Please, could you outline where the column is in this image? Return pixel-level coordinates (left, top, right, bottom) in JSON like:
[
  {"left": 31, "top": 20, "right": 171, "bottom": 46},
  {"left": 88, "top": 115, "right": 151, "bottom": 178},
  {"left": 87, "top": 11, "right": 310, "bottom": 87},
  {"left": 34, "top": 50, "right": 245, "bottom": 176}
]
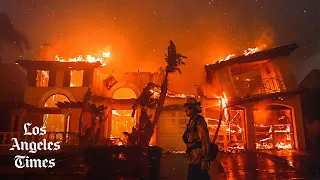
[
  {"left": 10, "top": 114, "right": 16, "bottom": 132},
  {"left": 63, "top": 114, "right": 69, "bottom": 144},
  {"left": 292, "top": 99, "right": 306, "bottom": 150},
  {"left": 16, "top": 114, "right": 24, "bottom": 141},
  {"left": 9, "top": 113, "right": 16, "bottom": 141},
  {"left": 17, "top": 114, "right": 24, "bottom": 132},
  {"left": 245, "top": 106, "right": 256, "bottom": 152}
]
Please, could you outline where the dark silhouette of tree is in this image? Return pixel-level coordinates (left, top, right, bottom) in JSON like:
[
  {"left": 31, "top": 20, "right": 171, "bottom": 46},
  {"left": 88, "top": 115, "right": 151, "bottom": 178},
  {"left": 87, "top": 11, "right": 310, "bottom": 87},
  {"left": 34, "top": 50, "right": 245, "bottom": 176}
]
[
  {"left": 0, "top": 13, "right": 31, "bottom": 53},
  {"left": 129, "top": 40, "right": 187, "bottom": 146},
  {"left": 56, "top": 88, "right": 107, "bottom": 146}
]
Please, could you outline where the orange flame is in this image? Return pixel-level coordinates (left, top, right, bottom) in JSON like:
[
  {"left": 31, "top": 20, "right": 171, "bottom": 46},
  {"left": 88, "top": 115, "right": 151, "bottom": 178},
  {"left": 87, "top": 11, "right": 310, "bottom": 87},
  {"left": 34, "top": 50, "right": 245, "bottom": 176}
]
[
  {"left": 216, "top": 47, "right": 259, "bottom": 63},
  {"left": 217, "top": 54, "right": 235, "bottom": 63},
  {"left": 55, "top": 51, "right": 110, "bottom": 66},
  {"left": 243, "top": 47, "right": 259, "bottom": 56}
]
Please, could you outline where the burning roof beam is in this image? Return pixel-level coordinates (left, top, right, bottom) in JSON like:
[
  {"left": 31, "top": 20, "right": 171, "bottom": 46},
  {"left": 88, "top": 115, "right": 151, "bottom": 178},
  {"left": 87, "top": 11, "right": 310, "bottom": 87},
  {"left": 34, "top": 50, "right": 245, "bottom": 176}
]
[{"left": 205, "top": 43, "right": 298, "bottom": 73}]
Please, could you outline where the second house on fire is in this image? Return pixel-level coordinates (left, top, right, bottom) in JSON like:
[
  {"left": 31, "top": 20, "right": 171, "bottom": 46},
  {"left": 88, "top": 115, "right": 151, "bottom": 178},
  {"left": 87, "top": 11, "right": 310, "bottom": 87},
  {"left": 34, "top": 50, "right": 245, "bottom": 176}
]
[{"left": 203, "top": 43, "right": 305, "bottom": 151}]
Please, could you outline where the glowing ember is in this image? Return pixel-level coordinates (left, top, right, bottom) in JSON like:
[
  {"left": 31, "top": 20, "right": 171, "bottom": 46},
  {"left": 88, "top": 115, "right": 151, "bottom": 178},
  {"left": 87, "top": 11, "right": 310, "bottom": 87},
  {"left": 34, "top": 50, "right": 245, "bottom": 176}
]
[
  {"left": 256, "top": 142, "right": 273, "bottom": 150},
  {"left": 275, "top": 142, "right": 292, "bottom": 149},
  {"left": 55, "top": 51, "right": 110, "bottom": 66}
]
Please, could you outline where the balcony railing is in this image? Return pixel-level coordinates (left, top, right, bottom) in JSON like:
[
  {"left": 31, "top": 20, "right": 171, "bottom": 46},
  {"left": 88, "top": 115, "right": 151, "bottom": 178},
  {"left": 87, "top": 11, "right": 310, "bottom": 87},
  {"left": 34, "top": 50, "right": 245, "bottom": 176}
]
[
  {"left": 0, "top": 132, "right": 79, "bottom": 146},
  {"left": 232, "top": 75, "right": 297, "bottom": 98}
]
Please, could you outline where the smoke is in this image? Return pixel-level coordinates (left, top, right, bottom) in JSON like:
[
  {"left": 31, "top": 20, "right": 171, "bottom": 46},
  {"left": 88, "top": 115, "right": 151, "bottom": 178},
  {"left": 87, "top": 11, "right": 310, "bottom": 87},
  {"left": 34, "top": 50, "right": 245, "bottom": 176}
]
[
  {"left": 0, "top": 13, "right": 31, "bottom": 53},
  {"left": 0, "top": 1, "right": 278, "bottom": 94}
]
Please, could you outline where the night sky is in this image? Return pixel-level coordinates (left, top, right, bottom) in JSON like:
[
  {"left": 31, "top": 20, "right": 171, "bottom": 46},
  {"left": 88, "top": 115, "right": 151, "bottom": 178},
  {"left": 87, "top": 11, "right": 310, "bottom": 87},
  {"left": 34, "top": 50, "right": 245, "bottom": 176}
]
[{"left": 1, "top": 0, "right": 319, "bottom": 94}]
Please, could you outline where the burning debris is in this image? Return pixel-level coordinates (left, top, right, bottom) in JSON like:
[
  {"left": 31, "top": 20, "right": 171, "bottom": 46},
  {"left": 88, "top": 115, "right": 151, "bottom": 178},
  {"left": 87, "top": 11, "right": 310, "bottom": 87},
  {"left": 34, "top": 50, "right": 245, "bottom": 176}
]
[{"left": 103, "top": 75, "right": 118, "bottom": 90}]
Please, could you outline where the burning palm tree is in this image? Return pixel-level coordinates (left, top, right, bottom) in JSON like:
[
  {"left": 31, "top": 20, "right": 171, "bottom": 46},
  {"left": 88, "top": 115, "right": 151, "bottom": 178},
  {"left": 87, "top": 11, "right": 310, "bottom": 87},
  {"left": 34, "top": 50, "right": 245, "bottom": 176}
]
[{"left": 130, "top": 40, "right": 187, "bottom": 146}]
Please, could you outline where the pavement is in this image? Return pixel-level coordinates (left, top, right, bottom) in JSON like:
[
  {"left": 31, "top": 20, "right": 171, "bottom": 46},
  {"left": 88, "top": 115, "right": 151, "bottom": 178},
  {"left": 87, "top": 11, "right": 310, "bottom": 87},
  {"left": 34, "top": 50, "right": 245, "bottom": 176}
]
[
  {"left": 160, "top": 150, "right": 320, "bottom": 180},
  {"left": 0, "top": 150, "right": 319, "bottom": 180}
]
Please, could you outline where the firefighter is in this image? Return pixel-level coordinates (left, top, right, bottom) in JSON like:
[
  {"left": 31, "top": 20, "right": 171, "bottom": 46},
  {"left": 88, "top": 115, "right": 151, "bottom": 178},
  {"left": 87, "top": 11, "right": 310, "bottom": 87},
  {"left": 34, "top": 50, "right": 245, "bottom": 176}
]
[{"left": 182, "top": 98, "right": 211, "bottom": 180}]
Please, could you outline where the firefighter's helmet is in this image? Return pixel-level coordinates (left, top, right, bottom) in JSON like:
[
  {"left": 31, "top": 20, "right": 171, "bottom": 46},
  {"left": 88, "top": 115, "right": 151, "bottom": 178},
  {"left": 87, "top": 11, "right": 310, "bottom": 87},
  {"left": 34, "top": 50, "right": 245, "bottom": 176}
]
[{"left": 183, "top": 98, "right": 202, "bottom": 113}]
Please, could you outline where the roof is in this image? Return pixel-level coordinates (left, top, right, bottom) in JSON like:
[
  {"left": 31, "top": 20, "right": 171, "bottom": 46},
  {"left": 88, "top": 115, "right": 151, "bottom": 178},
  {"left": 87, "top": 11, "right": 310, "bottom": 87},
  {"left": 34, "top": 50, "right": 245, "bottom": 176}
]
[
  {"left": 205, "top": 43, "right": 298, "bottom": 72},
  {"left": 299, "top": 69, "right": 320, "bottom": 89},
  {"left": 16, "top": 60, "right": 102, "bottom": 70}
]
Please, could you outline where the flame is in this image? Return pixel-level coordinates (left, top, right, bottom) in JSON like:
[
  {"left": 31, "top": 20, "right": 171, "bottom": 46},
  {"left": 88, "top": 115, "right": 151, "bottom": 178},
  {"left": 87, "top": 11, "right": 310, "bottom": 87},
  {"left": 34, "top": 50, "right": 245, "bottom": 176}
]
[
  {"left": 216, "top": 47, "right": 259, "bottom": 63},
  {"left": 217, "top": 54, "right": 235, "bottom": 63},
  {"left": 208, "top": 92, "right": 294, "bottom": 152},
  {"left": 53, "top": 51, "right": 110, "bottom": 88},
  {"left": 55, "top": 51, "right": 110, "bottom": 66},
  {"left": 36, "top": 70, "right": 49, "bottom": 87},
  {"left": 243, "top": 47, "right": 259, "bottom": 56}
]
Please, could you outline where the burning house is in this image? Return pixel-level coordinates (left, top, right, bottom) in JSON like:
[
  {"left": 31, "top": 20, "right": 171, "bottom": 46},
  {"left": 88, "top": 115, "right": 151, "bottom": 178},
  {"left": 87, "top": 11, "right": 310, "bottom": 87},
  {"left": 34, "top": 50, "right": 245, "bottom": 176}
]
[
  {"left": 1, "top": 43, "right": 307, "bottom": 153},
  {"left": 203, "top": 43, "right": 306, "bottom": 151},
  {"left": 2, "top": 57, "right": 194, "bottom": 149}
]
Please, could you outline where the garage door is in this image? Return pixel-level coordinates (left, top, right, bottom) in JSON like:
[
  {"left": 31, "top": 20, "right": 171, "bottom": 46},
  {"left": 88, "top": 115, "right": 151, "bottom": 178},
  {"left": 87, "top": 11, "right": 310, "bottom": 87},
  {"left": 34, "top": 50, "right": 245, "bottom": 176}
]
[{"left": 157, "top": 110, "right": 187, "bottom": 151}]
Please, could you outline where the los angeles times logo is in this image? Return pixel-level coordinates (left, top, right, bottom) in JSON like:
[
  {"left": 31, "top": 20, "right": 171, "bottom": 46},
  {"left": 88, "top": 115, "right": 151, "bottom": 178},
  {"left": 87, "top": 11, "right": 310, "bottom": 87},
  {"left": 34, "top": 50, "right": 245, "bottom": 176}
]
[{"left": 9, "top": 123, "right": 61, "bottom": 169}]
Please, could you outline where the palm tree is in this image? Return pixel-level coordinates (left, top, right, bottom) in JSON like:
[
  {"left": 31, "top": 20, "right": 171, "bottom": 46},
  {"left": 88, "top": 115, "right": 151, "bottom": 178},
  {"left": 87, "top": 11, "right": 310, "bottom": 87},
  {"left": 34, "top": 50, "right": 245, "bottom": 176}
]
[
  {"left": 56, "top": 88, "right": 107, "bottom": 145},
  {"left": 151, "top": 40, "right": 187, "bottom": 129},
  {"left": 130, "top": 40, "right": 187, "bottom": 145},
  {"left": 88, "top": 103, "right": 107, "bottom": 144}
]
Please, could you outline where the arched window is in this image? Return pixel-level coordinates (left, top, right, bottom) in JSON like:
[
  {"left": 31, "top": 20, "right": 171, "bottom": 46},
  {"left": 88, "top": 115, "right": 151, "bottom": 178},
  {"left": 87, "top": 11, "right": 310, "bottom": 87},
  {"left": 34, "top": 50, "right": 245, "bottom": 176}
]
[
  {"left": 112, "top": 87, "right": 137, "bottom": 99},
  {"left": 44, "top": 94, "right": 70, "bottom": 107},
  {"left": 43, "top": 94, "right": 70, "bottom": 132}
]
